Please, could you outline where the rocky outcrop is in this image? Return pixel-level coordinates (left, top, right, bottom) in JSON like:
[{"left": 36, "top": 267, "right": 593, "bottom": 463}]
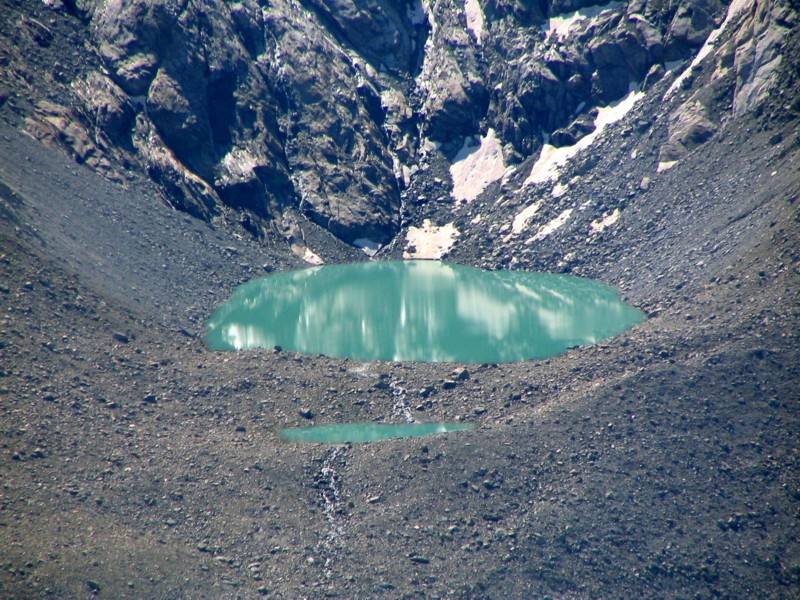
[
  {"left": 304, "top": 0, "right": 423, "bottom": 73},
  {"left": 728, "top": 0, "right": 796, "bottom": 115},
  {"left": 262, "top": 4, "right": 401, "bottom": 243},
  {"left": 658, "top": 0, "right": 795, "bottom": 168},
  {"left": 658, "top": 100, "right": 717, "bottom": 166},
  {"left": 4, "top": 0, "right": 795, "bottom": 250},
  {"left": 663, "top": 0, "right": 725, "bottom": 60},
  {"left": 25, "top": 100, "right": 112, "bottom": 173},
  {"left": 62, "top": 0, "right": 404, "bottom": 245}
]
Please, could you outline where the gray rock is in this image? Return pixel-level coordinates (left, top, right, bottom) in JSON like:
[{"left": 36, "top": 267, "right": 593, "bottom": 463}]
[
  {"left": 659, "top": 100, "right": 717, "bottom": 163},
  {"left": 665, "top": 0, "right": 724, "bottom": 61},
  {"left": 304, "top": 0, "right": 419, "bottom": 72},
  {"left": 146, "top": 69, "right": 214, "bottom": 180},
  {"left": 451, "top": 367, "right": 470, "bottom": 381},
  {"left": 642, "top": 63, "right": 666, "bottom": 90}
]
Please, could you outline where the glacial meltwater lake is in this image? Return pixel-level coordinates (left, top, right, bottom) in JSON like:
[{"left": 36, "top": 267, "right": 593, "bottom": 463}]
[
  {"left": 280, "top": 422, "right": 475, "bottom": 443},
  {"left": 205, "top": 260, "right": 645, "bottom": 363}
]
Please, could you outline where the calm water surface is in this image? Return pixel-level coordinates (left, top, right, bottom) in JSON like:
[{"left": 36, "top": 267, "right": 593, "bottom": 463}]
[
  {"left": 205, "top": 260, "right": 645, "bottom": 363},
  {"left": 280, "top": 422, "right": 475, "bottom": 443}
]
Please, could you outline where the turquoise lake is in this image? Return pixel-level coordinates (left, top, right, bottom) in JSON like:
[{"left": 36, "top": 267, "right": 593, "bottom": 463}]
[
  {"left": 205, "top": 260, "right": 645, "bottom": 363},
  {"left": 280, "top": 422, "right": 475, "bottom": 443}
]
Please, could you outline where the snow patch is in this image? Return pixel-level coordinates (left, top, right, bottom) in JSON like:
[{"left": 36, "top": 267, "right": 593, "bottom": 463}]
[
  {"left": 419, "top": 0, "right": 437, "bottom": 35},
  {"left": 450, "top": 128, "right": 506, "bottom": 202},
  {"left": 220, "top": 148, "right": 258, "bottom": 180},
  {"left": 552, "top": 182, "right": 569, "bottom": 197},
  {"left": 526, "top": 209, "right": 573, "bottom": 243},
  {"left": 354, "top": 238, "right": 381, "bottom": 257},
  {"left": 404, "top": 220, "right": 459, "bottom": 259},
  {"left": 408, "top": 0, "right": 426, "bottom": 25},
  {"left": 525, "top": 87, "right": 644, "bottom": 185},
  {"left": 590, "top": 208, "right": 621, "bottom": 234},
  {"left": 657, "top": 160, "right": 678, "bottom": 172},
  {"left": 666, "top": 0, "right": 755, "bottom": 97},
  {"left": 543, "top": 1, "right": 623, "bottom": 41},
  {"left": 389, "top": 151, "right": 418, "bottom": 188},
  {"left": 511, "top": 200, "right": 543, "bottom": 235},
  {"left": 292, "top": 244, "right": 324, "bottom": 265},
  {"left": 465, "top": 0, "right": 485, "bottom": 45},
  {"left": 628, "top": 13, "right": 653, "bottom": 25}
]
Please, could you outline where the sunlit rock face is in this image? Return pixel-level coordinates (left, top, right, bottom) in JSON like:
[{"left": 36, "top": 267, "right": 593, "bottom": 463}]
[
  {"left": 205, "top": 261, "right": 646, "bottom": 363},
  {"left": 15, "top": 0, "right": 793, "bottom": 254}
]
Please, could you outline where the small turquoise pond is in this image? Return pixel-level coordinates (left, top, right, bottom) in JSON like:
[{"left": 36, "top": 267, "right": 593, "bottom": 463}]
[
  {"left": 280, "top": 422, "right": 475, "bottom": 443},
  {"left": 205, "top": 260, "right": 645, "bottom": 363}
]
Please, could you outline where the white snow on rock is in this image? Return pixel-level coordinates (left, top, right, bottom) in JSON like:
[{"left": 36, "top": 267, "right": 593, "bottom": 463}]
[
  {"left": 408, "top": 0, "right": 426, "bottom": 25},
  {"left": 666, "top": 0, "right": 755, "bottom": 97},
  {"left": 354, "top": 238, "right": 381, "bottom": 256},
  {"left": 450, "top": 128, "right": 506, "bottom": 202},
  {"left": 524, "top": 87, "right": 644, "bottom": 186},
  {"left": 404, "top": 219, "right": 459, "bottom": 259},
  {"left": 303, "top": 248, "right": 324, "bottom": 265},
  {"left": 291, "top": 244, "right": 324, "bottom": 265},
  {"left": 219, "top": 147, "right": 258, "bottom": 182},
  {"left": 590, "top": 208, "right": 621, "bottom": 234},
  {"left": 543, "top": 1, "right": 623, "bottom": 41},
  {"left": 465, "top": 0, "right": 486, "bottom": 45},
  {"left": 419, "top": 0, "right": 437, "bottom": 34},
  {"left": 551, "top": 182, "right": 569, "bottom": 197},
  {"left": 657, "top": 160, "right": 678, "bottom": 172},
  {"left": 526, "top": 208, "right": 573, "bottom": 243},
  {"left": 511, "top": 200, "right": 543, "bottom": 235}
]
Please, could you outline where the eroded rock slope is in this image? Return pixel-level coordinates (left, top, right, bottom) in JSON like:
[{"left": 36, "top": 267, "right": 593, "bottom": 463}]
[{"left": 4, "top": 0, "right": 794, "bottom": 258}]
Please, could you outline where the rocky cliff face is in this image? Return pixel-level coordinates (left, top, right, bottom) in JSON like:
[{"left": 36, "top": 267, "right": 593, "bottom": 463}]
[{"left": 3, "top": 0, "right": 795, "bottom": 257}]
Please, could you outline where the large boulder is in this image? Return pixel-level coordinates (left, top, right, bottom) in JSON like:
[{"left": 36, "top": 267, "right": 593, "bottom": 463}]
[
  {"left": 659, "top": 100, "right": 717, "bottom": 164},
  {"left": 664, "top": 0, "right": 724, "bottom": 60}
]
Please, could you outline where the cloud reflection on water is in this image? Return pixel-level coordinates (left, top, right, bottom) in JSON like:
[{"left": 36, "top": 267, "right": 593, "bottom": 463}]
[{"left": 206, "top": 260, "right": 645, "bottom": 363}]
